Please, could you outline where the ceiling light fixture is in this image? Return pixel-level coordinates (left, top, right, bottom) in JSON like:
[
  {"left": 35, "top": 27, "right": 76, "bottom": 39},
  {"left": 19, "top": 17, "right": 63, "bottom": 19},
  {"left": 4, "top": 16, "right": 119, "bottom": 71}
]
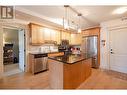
[
  {"left": 63, "top": 5, "right": 70, "bottom": 30},
  {"left": 77, "top": 13, "right": 82, "bottom": 33},
  {"left": 113, "top": 7, "right": 127, "bottom": 14},
  {"left": 63, "top": 5, "right": 83, "bottom": 33}
]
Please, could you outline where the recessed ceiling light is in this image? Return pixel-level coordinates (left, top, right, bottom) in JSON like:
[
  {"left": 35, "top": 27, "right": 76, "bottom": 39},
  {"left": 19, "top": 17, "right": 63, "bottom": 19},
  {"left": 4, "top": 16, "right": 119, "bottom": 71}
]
[{"left": 113, "top": 7, "right": 127, "bottom": 14}]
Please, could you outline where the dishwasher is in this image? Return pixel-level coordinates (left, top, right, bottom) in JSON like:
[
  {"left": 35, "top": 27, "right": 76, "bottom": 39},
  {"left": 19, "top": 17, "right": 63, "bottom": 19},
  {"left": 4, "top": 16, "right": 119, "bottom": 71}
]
[{"left": 33, "top": 53, "right": 48, "bottom": 74}]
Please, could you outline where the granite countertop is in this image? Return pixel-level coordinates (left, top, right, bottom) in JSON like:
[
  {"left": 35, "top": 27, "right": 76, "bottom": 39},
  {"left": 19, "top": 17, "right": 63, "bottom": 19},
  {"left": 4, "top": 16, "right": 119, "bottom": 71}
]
[{"left": 48, "top": 53, "right": 93, "bottom": 64}]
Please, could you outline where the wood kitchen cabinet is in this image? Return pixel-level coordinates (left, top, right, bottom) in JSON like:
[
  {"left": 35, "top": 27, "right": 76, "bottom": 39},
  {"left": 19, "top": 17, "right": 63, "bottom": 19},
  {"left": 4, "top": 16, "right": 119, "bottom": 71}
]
[
  {"left": 50, "top": 29, "right": 56, "bottom": 41},
  {"left": 82, "top": 27, "right": 100, "bottom": 36},
  {"left": 64, "top": 58, "right": 92, "bottom": 89},
  {"left": 66, "top": 32, "right": 71, "bottom": 43},
  {"left": 43, "top": 28, "right": 51, "bottom": 41},
  {"left": 61, "top": 31, "right": 71, "bottom": 43},
  {"left": 44, "top": 28, "right": 61, "bottom": 44},
  {"left": 29, "top": 23, "right": 61, "bottom": 45},
  {"left": 49, "top": 57, "right": 92, "bottom": 89},
  {"left": 81, "top": 58, "right": 92, "bottom": 82},
  {"left": 29, "top": 23, "right": 44, "bottom": 44},
  {"left": 70, "top": 33, "right": 82, "bottom": 45},
  {"left": 55, "top": 30, "right": 61, "bottom": 44},
  {"left": 50, "top": 30, "right": 61, "bottom": 44},
  {"left": 61, "top": 31, "right": 66, "bottom": 40}
]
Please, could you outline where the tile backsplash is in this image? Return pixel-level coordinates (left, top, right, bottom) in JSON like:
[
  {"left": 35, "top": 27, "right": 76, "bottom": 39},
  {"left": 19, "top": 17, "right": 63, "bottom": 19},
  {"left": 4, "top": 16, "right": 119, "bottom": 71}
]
[{"left": 29, "top": 44, "right": 58, "bottom": 53}]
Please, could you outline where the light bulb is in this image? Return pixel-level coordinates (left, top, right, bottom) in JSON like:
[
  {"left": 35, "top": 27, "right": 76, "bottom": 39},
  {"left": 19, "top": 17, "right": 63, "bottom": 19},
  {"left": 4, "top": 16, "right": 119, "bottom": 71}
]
[{"left": 78, "top": 28, "right": 81, "bottom": 33}]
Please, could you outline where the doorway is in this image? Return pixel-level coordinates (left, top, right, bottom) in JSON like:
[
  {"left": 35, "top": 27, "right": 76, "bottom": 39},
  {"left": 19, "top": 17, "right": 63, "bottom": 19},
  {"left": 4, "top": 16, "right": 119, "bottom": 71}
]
[
  {"left": 109, "top": 27, "right": 127, "bottom": 73},
  {"left": 3, "top": 28, "right": 25, "bottom": 76}
]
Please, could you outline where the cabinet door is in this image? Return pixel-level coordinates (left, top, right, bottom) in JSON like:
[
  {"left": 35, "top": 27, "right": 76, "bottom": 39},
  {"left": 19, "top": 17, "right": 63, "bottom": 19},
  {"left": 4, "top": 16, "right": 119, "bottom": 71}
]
[
  {"left": 67, "top": 33, "right": 71, "bottom": 43},
  {"left": 61, "top": 31, "right": 66, "bottom": 40},
  {"left": 44, "top": 28, "right": 51, "bottom": 41},
  {"left": 31, "top": 24, "right": 38, "bottom": 44},
  {"left": 65, "top": 32, "right": 68, "bottom": 40},
  {"left": 76, "top": 34, "right": 82, "bottom": 45},
  {"left": 70, "top": 34, "right": 82, "bottom": 45},
  {"left": 82, "top": 30, "right": 89, "bottom": 36},
  {"left": 64, "top": 61, "right": 82, "bottom": 89},
  {"left": 56, "top": 30, "right": 61, "bottom": 44},
  {"left": 38, "top": 27, "right": 44, "bottom": 44},
  {"left": 50, "top": 29, "right": 56, "bottom": 41},
  {"left": 70, "top": 34, "right": 74, "bottom": 45},
  {"left": 30, "top": 24, "right": 44, "bottom": 44},
  {"left": 81, "top": 58, "right": 92, "bottom": 82},
  {"left": 82, "top": 28, "right": 100, "bottom": 36},
  {"left": 61, "top": 32, "right": 71, "bottom": 43},
  {"left": 89, "top": 28, "right": 100, "bottom": 35}
]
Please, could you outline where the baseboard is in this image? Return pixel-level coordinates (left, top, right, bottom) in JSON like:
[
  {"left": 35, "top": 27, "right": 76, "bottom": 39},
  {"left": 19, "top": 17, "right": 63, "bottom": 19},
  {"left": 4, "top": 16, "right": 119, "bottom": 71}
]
[{"left": 110, "top": 65, "right": 127, "bottom": 73}]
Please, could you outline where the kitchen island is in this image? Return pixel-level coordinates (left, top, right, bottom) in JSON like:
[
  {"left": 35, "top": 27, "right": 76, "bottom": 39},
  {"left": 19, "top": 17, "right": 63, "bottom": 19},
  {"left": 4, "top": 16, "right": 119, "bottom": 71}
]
[{"left": 48, "top": 53, "right": 92, "bottom": 89}]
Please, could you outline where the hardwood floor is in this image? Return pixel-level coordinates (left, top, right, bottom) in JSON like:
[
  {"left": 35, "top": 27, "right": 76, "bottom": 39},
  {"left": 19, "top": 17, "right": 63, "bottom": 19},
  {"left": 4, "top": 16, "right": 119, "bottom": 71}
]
[
  {"left": 0, "top": 71, "right": 50, "bottom": 89},
  {"left": 0, "top": 69, "right": 127, "bottom": 89},
  {"left": 78, "top": 69, "right": 127, "bottom": 89}
]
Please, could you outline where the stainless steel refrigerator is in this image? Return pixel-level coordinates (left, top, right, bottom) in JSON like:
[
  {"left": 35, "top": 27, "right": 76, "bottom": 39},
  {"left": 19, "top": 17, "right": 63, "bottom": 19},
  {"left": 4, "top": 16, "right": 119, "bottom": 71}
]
[{"left": 81, "top": 36, "right": 99, "bottom": 68}]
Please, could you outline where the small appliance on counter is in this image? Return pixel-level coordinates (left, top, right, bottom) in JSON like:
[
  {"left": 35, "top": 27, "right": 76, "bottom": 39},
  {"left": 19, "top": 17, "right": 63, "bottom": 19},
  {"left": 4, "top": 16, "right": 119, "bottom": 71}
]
[
  {"left": 58, "top": 40, "right": 72, "bottom": 54},
  {"left": 71, "top": 47, "right": 81, "bottom": 55}
]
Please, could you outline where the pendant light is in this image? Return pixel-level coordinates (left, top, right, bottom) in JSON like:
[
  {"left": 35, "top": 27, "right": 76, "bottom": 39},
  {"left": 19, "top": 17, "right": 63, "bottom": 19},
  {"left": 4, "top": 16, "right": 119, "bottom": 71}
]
[
  {"left": 63, "top": 5, "right": 69, "bottom": 30},
  {"left": 77, "top": 13, "right": 82, "bottom": 33}
]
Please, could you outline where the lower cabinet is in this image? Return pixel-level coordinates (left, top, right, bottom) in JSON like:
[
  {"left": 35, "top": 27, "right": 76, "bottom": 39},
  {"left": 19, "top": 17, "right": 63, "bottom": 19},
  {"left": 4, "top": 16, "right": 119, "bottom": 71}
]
[
  {"left": 81, "top": 58, "right": 92, "bottom": 82},
  {"left": 64, "top": 61, "right": 82, "bottom": 89},
  {"left": 63, "top": 58, "right": 92, "bottom": 89}
]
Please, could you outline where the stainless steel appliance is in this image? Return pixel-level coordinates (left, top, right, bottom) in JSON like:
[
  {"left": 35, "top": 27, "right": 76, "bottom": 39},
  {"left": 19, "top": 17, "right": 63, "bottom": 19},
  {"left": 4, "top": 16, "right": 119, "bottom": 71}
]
[
  {"left": 33, "top": 53, "right": 48, "bottom": 74},
  {"left": 58, "top": 40, "right": 71, "bottom": 54},
  {"left": 81, "top": 36, "right": 98, "bottom": 68}
]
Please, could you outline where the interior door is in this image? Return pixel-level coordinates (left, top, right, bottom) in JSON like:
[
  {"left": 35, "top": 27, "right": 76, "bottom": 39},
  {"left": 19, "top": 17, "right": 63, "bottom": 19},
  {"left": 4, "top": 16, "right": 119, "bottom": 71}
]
[
  {"left": 18, "top": 29, "right": 25, "bottom": 72},
  {"left": 109, "top": 28, "right": 127, "bottom": 73}
]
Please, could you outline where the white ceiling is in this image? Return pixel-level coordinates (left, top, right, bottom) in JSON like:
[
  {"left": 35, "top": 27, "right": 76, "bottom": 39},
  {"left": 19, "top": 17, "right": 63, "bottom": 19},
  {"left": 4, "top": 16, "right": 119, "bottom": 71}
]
[{"left": 15, "top": 6, "right": 127, "bottom": 30}]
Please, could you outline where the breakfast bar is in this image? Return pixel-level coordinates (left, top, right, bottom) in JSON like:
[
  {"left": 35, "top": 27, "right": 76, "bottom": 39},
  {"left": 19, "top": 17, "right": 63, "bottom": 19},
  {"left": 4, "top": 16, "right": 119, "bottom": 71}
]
[{"left": 48, "top": 53, "right": 92, "bottom": 89}]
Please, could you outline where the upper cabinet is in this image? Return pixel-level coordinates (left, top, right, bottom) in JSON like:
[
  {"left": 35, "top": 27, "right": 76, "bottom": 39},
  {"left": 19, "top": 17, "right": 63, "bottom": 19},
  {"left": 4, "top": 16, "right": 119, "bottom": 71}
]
[
  {"left": 55, "top": 30, "right": 61, "bottom": 44},
  {"left": 29, "top": 23, "right": 61, "bottom": 45},
  {"left": 29, "top": 23, "right": 44, "bottom": 44},
  {"left": 43, "top": 28, "right": 51, "bottom": 41},
  {"left": 70, "top": 33, "right": 82, "bottom": 45},
  {"left": 29, "top": 23, "right": 84, "bottom": 45},
  {"left": 61, "top": 31, "right": 71, "bottom": 43},
  {"left": 82, "top": 27, "right": 100, "bottom": 36},
  {"left": 44, "top": 28, "right": 61, "bottom": 44}
]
